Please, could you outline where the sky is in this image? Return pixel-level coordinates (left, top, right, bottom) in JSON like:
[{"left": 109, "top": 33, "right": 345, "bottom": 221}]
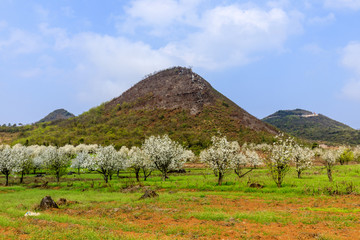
[{"left": 1, "top": 0, "right": 360, "bottom": 129}]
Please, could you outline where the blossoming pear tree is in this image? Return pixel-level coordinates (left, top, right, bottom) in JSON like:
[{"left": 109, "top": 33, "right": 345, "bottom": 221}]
[
  {"left": 143, "top": 135, "right": 193, "bottom": 181},
  {"left": 200, "top": 136, "right": 240, "bottom": 185}
]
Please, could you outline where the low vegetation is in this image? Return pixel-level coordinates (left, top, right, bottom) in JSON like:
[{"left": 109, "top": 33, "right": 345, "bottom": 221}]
[{"left": 2, "top": 134, "right": 360, "bottom": 238}]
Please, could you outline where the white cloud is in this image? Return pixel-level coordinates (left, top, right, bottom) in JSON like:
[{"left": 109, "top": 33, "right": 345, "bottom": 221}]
[
  {"left": 121, "top": 0, "right": 203, "bottom": 35},
  {"left": 18, "top": 68, "right": 42, "bottom": 78},
  {"left": 0, "top": 29, "right": 42, "bottom": 55},
  {"left": 342, "top": 80, "right": 360, "bottom": 101},
  {"left": 308, "top": 13, "right": 335, "bottom": 24},
  {"left": 65, "top": 33, "right": 176, "bottom": 104},
  {"left": 341, "top": 42, "right": 360, "bottom": 101},
  {"left": 342, "top": 42, "right": 360, "bottom": 75},
  {"left": 161, "top": 6, "right": 303, "bottom": 69},
  {"left": 324, "top": 0, "right": 360, "bottom": 10},
  {"left": 0, "top": 1, "right": 305, "bottom": 107},
  {"left": 126, "top": 0, "right": 203, "bottom": 25},
  {"left": 34, "top": 5, "right": 49, "bottom": 20}
]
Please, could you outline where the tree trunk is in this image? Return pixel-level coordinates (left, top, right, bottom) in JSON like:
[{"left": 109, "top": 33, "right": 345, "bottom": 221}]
[
  {"left": 218, "top": 172, "right": 223, "bottom": 185},
  {"left": 20, "top": 171, "right": 24, "bottom": 184},
  {"left": 143, "top": 169, "right": 151, "bottom": 181},
  {"left": 5, "top": 173, "right": 9, "bottom": 186},
  {"left": 327, "top": 168, "right": 333, "bottom": 182},
  {"left": 135, "top": 170, "right": 140, "bottom": 182},
  {"left": 56, "top": 172, "right": 60, "bottom": 183},
  {"left": 235, "top": 169, "right": 253, "bottom": 178},
  {"left": 104, "top": 175, "right": 108, "bottom": 183},
  {"left": 162, "top": 171, "right": 167, "bottom": 181},
  {"left": 77, "top": 167, "right": 81, "bottom": 175},
  {"left": 297, "top": 170, "right": 301, "bottom": 179}
]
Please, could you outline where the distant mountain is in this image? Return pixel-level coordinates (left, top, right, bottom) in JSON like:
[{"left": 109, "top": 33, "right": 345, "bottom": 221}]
[
  {"left": 263, "top": 109, "right": 360, "bottom": 144},
  {"left": 14, "top": 67, "right": 277, "bottom": 152},
  {"left": 37, "top": 109, "right": 75, "bottom": 123}
]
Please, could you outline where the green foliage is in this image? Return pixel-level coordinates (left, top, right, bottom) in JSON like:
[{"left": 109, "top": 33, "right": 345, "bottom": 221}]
[
  {"left": 263, "top": 109, "right": 360, "bottom": 145},
  {"left": 339, "top": 149, "right": 354, "bottom": 165},
  {"left": 12, "top": 99, "right": 275, "bottom": 153}
]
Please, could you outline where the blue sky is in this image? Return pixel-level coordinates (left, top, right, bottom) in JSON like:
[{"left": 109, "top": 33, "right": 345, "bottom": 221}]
[{"left": 1, "top": 0, "right": 360, "bottom": 129}]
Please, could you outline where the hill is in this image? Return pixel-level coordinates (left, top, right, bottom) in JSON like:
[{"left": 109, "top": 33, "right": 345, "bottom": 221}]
[
  {"left": 263, "top": 109, "right": 360, "bottom": 145},
  {"left": 37, "top": 109, "right": 75, "bottom": 123},
  {"left": 13, "top": 67, "right": 277, "bottom": 152}
]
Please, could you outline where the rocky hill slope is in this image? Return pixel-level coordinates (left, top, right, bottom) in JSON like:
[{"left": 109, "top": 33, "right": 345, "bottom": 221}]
[{"left": 14, "top": 67, "right": 277, "bottom": 152}]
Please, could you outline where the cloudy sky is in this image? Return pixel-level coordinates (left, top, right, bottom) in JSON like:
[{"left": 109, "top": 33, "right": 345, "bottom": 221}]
[{"left": 1, "top": 0, "right": 360, "bottom": 129}]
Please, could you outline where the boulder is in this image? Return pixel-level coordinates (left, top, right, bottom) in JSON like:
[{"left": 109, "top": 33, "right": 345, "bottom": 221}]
[
  {"left": 39, "top": 196, "right": 59, "bottom": 210},
  {"left": 139, "top": 190, "right": 159, "bottom": 200}
]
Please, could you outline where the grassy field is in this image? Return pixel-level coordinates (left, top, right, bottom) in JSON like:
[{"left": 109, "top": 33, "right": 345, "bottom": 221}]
[{"left": 1, "top": 164, "right": 360, "bottom": 239}]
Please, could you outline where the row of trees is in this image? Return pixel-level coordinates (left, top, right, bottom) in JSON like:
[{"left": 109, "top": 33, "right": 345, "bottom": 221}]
[
  {"left": 1, "top": 135, "right": 358, "bottom": 187},
  {"left": 0, "top": 136, "right": 193, "bottom": 185}
]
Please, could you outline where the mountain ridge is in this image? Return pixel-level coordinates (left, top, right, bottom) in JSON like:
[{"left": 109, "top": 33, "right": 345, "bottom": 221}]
[
  {"left": 12, "top": 66, "right": 278, "bottom": 152},
  {"left": 263, "top": 108, "right": 360, "bottom": 144},
  {"left": 37, "top": 109, "right": 75, "bottom": 123}
]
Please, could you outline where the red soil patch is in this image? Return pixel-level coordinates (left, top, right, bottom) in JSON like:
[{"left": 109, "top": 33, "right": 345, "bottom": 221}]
[{"left": 7, "top": 194, "right": 360, "bottom": 239}]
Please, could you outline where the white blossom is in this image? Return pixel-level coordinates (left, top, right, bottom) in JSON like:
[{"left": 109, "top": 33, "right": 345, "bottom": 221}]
[
  {"left": 200, "top": 136, "right": 240, "bottom": 185},
  {"left": 266, "top": 134, "right": 294, "bottom": 187},
  {"left": 11, "top": 144, "right": 32, "bottom": 183},
  {"left": 321, "top": 148, "right": 342, "bottom": 182},
  {"left": 0, "top": 145, "right": 15, "bottom": 186},
  {"left": 292, "top": 145, "right": 313, "bottom": 178},
  {"left": 127, "top": 146, "right": 153, "bottom": 181},
  {"left": 143, "top": 135, "right": 193, "bottom": 180},
  {"left": 82, "top": 145, "right": 122, "bottom": 183},
  {"left": 41, "top": 146, "right": 71, "bottom": 182}
]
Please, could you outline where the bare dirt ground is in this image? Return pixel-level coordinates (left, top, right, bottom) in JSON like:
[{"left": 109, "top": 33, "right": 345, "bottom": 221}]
[{"left": 3, "top": 193, "right": 358, "bottom": 239}]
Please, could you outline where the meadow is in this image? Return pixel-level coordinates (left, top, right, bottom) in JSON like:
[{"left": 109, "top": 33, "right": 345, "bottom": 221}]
[{"left": 1, "top": 163, "right": 360, "bottom": 239}]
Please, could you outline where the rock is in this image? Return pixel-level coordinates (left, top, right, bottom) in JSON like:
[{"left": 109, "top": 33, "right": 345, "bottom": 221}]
[
  {"left": 39, "top": 196, "right": 59, "bottom": 210},
  {"left": 249, "top": 183, "right": 264, "bottom": 189},
  {"left": 57, "top": 198, "right": 67, "bottom": 206},
  {"left": 139, "top": 190, "right": 159, "bottom": 200},
  {"left": 56, "top": 198, "right": 78, "bottom": 206},
  {"left": 167, "top": 169, "right": 187, "bottom": 174}
]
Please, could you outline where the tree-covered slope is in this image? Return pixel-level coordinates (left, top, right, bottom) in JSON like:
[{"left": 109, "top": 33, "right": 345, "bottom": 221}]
[
  {"left": 263, "top": 109, "right": 360, "bottom": 144},
  {"left": 37, "top": 109, "right": 75, "bottom": 123},
  {"left": 12, "top": 67, "right": 277, "bottom": 153}
]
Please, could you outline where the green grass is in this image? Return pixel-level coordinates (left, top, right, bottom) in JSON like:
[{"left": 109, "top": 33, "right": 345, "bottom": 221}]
[{"left": 1, "top": 164, "right": 360, "bottom": 239}]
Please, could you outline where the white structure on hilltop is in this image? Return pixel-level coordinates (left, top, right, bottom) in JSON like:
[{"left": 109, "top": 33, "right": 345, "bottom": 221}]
[{"left": 301, "top": 112, "right": 318, "bottom": 118}]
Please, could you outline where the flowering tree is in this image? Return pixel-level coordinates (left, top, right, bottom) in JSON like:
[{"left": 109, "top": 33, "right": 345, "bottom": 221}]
[
  {"left": 321, "top": 149, "right": 341, "bottom": 182},
  {"left": 0, "top": 145, "right": 16, "bottom": 186},
  {"left": 75, "top": 144, "right": 98, "bottom": 154},
  {"left": 126, "top": 146, "right": 153, "bottom": 182},
  {"left": 143, "top": 135, "right": 193, "bottom": 181},
  {"left": 41, "top": 146, "right": 72, "bottom": 183},
  {"left": 11, "top": 144, "right": 32, "bottom": 183},
  {"left": 116, "top": 146, "right": 129, "bottom": 178},
  {"left": 200, "top": 136, "right": 240, "bottom": 185},
  {"left": 82, "top": 145, "right": 122, "bottom": 183},
  {"left": 71, "top": 151, "right": 89, "bottom": 174},
  {"left": 29, "top": 145, "right": 47, "bottom": 174},
  {"left": 292, "top": 145, "right": 313, "bottom": 178},
  {"left": 231, "top": 149, "right": 262, "bottom": 179},
  {"left": 266, "top": 135, "right": 294, "bottom": 188},
  {"left": 354, "top": 146, "right": 360, "bottom": 162}
]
